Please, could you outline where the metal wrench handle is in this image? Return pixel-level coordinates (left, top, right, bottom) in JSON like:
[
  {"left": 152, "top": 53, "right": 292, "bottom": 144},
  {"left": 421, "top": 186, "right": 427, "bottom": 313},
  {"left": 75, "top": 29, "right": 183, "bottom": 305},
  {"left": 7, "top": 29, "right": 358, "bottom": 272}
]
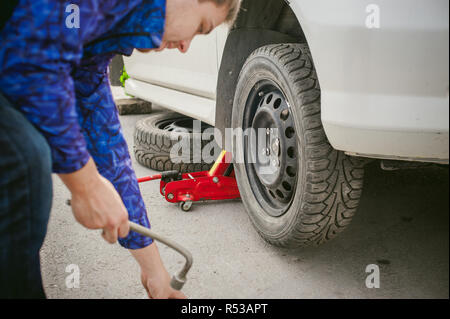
[
  {"left": 129, "top": 221, "right": 193, "bottom": 291},
  {"left": 66, "top": 199, "right": 192, "bottom": 290}
]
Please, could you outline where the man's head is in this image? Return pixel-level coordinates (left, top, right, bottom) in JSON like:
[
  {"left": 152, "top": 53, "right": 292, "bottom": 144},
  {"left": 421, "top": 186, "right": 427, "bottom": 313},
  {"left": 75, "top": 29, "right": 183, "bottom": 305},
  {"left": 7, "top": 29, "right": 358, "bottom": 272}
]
[{"left": 149, "top": 0, "right": 241, "bottom": 53}]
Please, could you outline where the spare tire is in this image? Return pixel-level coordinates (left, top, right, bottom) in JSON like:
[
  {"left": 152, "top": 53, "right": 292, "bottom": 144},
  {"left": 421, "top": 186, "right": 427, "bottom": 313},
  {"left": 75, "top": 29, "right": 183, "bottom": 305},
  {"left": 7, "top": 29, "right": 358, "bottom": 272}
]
[{"left": 134, "top": 112, "right": 220, "bottom": 173}]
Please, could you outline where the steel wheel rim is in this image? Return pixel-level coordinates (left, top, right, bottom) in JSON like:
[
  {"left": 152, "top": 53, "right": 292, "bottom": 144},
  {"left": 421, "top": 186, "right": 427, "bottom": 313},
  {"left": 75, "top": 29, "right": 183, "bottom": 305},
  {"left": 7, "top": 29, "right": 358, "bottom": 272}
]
[{"left": 241, "top": 80, "right": 299, "bottom": 217}]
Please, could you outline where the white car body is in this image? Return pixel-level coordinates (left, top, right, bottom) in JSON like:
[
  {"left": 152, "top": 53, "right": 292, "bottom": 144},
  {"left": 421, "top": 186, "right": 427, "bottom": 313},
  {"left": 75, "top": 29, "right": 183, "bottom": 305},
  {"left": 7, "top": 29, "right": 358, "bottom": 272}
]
[{"left": 125, "top": 0, "right": 449, "bottom": 164}]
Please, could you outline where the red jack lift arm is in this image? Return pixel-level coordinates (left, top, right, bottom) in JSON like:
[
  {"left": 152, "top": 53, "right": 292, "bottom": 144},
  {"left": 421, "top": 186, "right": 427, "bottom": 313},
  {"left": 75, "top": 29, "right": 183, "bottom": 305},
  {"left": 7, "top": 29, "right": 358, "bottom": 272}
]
[{"left": 138, "top": 151, "right": 241, "bottom": 212}]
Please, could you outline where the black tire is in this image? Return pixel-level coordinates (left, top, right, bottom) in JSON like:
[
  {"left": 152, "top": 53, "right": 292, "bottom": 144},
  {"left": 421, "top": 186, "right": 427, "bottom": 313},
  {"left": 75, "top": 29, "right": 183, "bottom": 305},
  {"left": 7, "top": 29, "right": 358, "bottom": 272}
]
[
  {"left": 232, "top": 43, "right": 367, "bottom": 248},
  {"left": 134, "top": 112, "right": 219, "bottom": 173}
]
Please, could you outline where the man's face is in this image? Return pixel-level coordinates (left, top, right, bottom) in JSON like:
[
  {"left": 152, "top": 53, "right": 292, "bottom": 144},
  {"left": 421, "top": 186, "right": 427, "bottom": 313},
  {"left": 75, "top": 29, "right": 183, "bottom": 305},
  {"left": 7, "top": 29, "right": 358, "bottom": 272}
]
[{"left": 140, "top": 0, "right": 229, "bottom": 53}]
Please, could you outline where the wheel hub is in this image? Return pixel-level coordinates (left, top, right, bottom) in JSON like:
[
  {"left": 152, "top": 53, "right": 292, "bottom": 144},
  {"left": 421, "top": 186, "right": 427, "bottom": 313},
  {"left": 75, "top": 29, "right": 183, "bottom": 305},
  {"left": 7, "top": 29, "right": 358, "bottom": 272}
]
[
  {"left": 247, "top": 88, "right": 298, "bottom": 208},
  {"left": 251, "top": 106, "right": 283, "bottom": 188}
]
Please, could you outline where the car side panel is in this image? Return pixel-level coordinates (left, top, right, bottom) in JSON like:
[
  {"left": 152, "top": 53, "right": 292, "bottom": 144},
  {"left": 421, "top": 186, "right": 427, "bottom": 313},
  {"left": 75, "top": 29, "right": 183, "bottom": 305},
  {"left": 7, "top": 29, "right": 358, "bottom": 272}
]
[
  {"left": 289, "top": 0, "right": 449, "bottom": 162},
  {"left": 124, "top": 29, "right": 220, "bottom": 100}
]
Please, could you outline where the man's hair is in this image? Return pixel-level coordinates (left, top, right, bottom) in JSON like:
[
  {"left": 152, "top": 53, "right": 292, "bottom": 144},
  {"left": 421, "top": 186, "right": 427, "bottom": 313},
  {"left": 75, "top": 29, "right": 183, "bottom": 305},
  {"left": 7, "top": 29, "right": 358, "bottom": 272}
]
[{"left": 202, "top": 0, "right": 242, "bottom": 25}]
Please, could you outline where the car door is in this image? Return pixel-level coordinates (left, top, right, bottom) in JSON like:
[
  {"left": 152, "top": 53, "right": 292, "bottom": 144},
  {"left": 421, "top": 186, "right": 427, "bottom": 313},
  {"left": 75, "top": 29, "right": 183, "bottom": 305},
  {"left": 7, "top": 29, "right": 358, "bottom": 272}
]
[{"left": 124, "top": 29, "right": 220, "bottom": 100}]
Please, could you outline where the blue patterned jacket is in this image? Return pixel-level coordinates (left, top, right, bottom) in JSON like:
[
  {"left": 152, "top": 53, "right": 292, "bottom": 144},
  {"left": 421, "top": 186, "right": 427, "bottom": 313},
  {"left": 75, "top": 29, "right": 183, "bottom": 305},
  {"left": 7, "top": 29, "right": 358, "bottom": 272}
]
[{"left": 0, "top": 0, "right": 167, "bottom": 249}]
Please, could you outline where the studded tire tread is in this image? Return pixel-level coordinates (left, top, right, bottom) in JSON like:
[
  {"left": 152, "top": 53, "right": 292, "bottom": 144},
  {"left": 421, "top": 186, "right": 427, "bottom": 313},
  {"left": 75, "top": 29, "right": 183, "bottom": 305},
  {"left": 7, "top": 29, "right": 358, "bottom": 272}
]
[{"left": 134, "top": 112, "right": 213, "bottom": 173}]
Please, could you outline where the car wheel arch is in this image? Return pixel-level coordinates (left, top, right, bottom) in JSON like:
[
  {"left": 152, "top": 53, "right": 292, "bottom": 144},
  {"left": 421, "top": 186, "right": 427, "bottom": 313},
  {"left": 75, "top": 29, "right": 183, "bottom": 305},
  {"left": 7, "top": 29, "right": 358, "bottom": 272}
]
[{"left": 215, "top": 0, "right": 311, "bottom": 147}]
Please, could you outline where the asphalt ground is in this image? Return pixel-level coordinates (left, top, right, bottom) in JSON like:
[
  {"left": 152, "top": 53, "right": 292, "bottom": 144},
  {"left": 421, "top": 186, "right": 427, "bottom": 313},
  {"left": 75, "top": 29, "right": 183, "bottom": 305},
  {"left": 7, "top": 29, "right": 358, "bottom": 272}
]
[{"left": 40, "top": 91, "right": 449, "bottom": 299}]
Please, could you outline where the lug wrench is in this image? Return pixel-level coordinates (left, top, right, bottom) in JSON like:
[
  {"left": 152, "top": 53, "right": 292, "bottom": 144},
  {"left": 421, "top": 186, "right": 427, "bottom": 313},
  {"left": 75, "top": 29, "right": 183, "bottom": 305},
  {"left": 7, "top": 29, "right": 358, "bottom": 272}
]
[
  {"left": 66, "top": 200, "right": 193, "bottom": 290},
  {"left": 128, "top": 221, "right": 193, "bottom": 290}
]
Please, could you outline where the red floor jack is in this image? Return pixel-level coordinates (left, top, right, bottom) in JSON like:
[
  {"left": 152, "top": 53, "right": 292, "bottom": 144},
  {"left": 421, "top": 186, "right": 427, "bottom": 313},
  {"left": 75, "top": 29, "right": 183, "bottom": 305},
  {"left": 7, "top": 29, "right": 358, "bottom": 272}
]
[{"left": 137, "top": 150, "right": 241, "bottom": 212}]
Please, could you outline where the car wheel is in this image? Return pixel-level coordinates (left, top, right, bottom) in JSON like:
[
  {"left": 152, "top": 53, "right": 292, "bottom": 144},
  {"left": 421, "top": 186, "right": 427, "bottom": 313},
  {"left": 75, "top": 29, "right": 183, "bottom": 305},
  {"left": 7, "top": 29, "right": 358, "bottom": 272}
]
[
  {"left": 134, "top": 112, "right": 219, "bottom": 173},
  {"left": 232, "top": 43, "right": 367, "bottom": 248}
]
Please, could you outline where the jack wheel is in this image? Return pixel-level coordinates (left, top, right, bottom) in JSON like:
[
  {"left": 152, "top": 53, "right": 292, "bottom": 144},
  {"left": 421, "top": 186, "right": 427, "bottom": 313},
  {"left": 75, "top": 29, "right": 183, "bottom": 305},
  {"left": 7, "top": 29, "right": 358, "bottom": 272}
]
[{"left": 179, "top": 201, "right": 193, "bottom": 212}]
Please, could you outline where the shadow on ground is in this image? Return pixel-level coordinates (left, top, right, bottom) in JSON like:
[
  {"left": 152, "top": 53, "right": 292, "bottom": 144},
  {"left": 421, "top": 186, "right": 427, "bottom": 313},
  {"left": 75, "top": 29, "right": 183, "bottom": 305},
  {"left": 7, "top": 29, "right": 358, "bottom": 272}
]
[{"left": 269, "top": 162, "right": 449, "bottom": 298}]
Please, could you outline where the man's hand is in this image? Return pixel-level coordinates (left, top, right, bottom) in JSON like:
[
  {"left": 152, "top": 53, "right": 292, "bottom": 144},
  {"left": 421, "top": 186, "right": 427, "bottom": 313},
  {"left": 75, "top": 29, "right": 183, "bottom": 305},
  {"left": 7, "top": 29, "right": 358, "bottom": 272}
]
[
  {"left": 131, "top": 243, "right": 187, "bottom": 299},
  {"left": 58, "top": 158, "right": 130, "bottom": 243}
]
